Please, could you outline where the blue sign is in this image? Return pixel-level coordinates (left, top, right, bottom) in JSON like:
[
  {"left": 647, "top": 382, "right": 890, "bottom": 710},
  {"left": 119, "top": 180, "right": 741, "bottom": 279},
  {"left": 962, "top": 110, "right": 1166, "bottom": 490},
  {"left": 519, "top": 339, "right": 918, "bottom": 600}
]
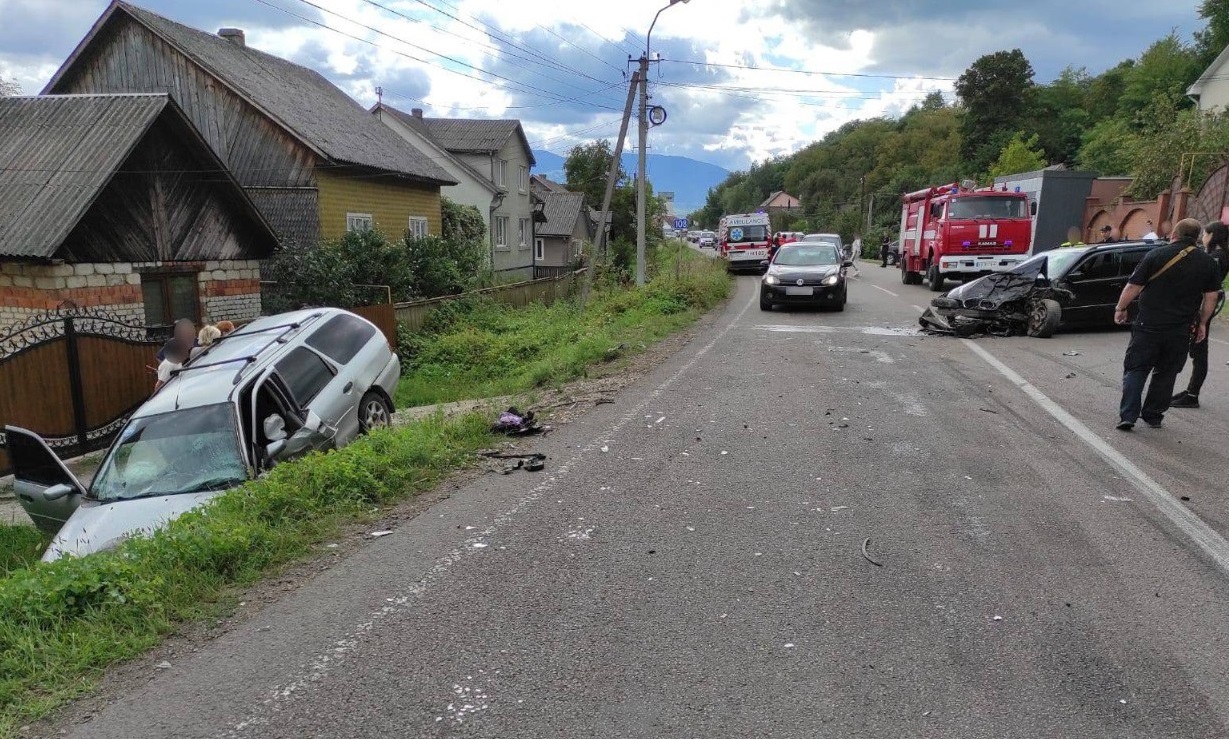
[
  {"left": 673, "top": 217, "right": 689, "bottom": 230},
  {"left": 729, "top": 227, "right": 744, "bottom": 241}
]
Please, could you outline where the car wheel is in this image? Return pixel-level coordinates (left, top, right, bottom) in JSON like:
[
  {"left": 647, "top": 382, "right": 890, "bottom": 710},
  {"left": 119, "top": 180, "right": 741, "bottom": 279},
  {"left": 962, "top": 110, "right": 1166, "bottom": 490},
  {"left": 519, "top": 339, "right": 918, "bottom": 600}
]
[
  {"left": 359, "top": 391, "right": 392, "bottom": 432},
  {"left": 1027, "top": 299, "right": 1062, "bottom": 338},
  {"left": 759, "top": 294, "right": 773, "bottom": 311},
  {"left": 927, "top": 264, "right": 945, "bottom": 292}
]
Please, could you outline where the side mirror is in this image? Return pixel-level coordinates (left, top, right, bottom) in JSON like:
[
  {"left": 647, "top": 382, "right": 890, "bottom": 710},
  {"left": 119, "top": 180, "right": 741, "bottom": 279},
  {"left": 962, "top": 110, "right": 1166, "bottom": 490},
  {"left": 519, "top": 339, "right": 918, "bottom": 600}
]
[
  {"left": 1030, "top": 202, "right": 1038, "bottom": 216},
  {"left": 842, "top": 260, "right": 854, "bottom": 268},
  {"left": 42, "top": 483, "right": 78, "bottom": 501}
]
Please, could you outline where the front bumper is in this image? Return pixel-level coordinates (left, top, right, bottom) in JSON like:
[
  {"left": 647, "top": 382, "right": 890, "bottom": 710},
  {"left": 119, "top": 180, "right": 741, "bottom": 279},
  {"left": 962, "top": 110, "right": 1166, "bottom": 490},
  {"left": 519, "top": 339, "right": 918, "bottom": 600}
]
[
  {"left": 937, "top": 255, "right": 1027, "bottom": 275},
  {"left": 762, "top": 284, "right": 843, "bottom": 304}
]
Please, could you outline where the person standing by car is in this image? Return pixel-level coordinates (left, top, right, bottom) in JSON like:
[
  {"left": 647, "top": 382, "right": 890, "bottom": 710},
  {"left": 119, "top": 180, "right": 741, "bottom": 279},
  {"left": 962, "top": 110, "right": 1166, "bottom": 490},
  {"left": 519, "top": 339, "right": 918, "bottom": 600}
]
[
  {"left": 1113, "top": 218, "right": 1222, "bottom": 430},
  {"left": 1171, "top": 220, "right": 1229, "bottom": 409},
  {"left": 156, "top": 318, "right": 197, "bottom": 362},
  {"left": 846, "top": 235, "right": 862, "bottom": 278},
  {"left": 880, "top": 234, "right": 891, "bottom": 268},
  {"left": 154, "top": 338, "right": 191, "bottom": 393},
  {"left": 1099, "top": 225, "right": 1117, "bottom": 243},
  {"left": 1060, "top": 226, "right": 1084, "bottom": 247}
]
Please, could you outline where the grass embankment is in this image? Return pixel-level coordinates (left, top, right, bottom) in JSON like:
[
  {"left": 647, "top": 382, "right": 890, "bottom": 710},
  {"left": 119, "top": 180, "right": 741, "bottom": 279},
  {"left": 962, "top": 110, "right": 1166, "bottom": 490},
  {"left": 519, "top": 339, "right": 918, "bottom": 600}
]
[
  {"left": 396, "top": 244, "right": 731, "bottom": 407},
  {"left": 0, "top": 242, "right": 730, "bottom": 735}
]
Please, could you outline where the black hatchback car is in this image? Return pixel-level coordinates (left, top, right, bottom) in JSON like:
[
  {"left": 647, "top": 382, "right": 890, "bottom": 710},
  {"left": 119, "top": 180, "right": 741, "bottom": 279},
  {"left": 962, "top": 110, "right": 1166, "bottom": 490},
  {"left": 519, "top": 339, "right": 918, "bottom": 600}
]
[
  {"left": 921, "top": 241, "right": 1158, "bottom": 337},
  {"left": 760, "top": 243, "right": 852, "bottom": 311}
]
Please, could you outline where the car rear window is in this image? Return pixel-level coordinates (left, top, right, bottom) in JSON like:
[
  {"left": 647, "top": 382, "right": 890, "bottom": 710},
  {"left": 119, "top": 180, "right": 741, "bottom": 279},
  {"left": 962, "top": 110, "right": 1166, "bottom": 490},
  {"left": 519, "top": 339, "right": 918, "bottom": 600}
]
[{"left": 306, "top": 314, "right": 378, "bottom": 364}]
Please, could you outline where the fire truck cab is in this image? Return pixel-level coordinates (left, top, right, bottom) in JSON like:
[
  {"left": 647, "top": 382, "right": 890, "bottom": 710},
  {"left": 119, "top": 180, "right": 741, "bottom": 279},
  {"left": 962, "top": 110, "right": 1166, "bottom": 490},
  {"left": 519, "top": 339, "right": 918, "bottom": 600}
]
[{"left": 899, "top": 182, "right": 1034, "bottom": 292}]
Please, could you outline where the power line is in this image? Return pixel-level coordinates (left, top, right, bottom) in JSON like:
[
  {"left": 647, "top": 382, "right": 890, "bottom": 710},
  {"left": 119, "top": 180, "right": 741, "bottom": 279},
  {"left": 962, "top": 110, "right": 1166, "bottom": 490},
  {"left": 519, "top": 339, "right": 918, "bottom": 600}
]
[{"left": 659, "top": 58, "right": 957, "bottom": 81}]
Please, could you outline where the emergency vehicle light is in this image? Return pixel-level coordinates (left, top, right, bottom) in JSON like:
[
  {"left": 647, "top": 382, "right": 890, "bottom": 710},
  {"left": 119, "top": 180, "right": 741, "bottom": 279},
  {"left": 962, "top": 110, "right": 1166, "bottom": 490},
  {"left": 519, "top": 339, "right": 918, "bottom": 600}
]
[
  {"left": 962, "top": 241, "right": 971, "bottom": 247},
  {"left": 1005, "top": 240, "right": 1013, "bottom": 246}
]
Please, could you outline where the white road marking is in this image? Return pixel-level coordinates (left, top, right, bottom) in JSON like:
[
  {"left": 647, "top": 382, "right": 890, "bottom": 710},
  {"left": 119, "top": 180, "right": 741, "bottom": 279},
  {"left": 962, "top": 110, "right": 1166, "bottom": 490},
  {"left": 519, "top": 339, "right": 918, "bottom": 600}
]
[
  {"left": 222, "top": 284, "right": 762, "bottom": 736},
  {"left": 871, "top": 285, "right": 899, "bottom": 298},
  {"left": 963, "top": 339, "right": 1229, "bottom": 575},
  {"left": 911, "top": 305, "right": 925, "bottom": 312},
  {"left": 1211, "top": 337, "right": 1229, "bottom": 347}
]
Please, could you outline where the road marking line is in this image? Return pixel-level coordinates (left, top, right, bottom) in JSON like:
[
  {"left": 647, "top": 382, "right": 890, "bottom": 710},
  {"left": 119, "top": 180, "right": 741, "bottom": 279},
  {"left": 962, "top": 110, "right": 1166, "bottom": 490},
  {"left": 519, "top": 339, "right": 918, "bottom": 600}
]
[
  {"left": 871, "top": 284, "right": 899, "bottom": 298},
  {"left": 963, "top": 339, "right": 1229, "bottom": 574},
  {"left": 222, "top": 284, "right": 761, "bottom": 736},
  {"left": 1211, "top": 337, "right": 1229, "bottom": 347}
]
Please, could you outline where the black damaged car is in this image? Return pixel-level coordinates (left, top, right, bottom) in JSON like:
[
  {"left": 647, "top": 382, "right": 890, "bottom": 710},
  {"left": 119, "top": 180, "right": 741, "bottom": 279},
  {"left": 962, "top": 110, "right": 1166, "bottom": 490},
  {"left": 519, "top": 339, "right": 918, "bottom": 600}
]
[
  {"left": 760, "top": 242, "right": 852, "bottom": 311},
  {"left": 920, "top": 241, "right": 1157, "bottom": 337}
]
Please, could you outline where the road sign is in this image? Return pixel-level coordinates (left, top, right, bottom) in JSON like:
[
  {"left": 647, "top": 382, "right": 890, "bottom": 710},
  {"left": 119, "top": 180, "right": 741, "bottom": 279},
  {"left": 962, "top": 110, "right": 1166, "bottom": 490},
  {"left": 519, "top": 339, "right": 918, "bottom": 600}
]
[{"left": 673, "top": 217, "right": 689, "bottom": 230}]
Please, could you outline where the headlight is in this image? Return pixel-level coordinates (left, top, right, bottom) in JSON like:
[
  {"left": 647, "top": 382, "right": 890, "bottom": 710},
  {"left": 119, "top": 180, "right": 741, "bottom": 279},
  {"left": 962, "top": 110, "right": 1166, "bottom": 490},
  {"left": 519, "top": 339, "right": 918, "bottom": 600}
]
[
  {"left": 822, "top": 274, "right": 839, "bottom": 286},
  {"left": 764, "top": 274, "right": 780, "bottom": 285}
]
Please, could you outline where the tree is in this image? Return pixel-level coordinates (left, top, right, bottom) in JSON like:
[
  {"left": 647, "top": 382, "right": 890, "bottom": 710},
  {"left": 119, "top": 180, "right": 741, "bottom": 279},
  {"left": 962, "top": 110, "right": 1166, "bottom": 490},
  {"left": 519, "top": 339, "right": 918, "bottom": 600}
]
[
  {"left": 1117, "top": 34, "right": 1199, "bottom": 117},
  {"left": 440, "top": 197, "right": 486, "bottom": 243},
  {"left": 988, "top": 133, "right": 1047, "bottom": 177},
  {"left": 1077, "top": 117, "right": 1136, "bottom": 176},
  {"left": 955, "top": 49, "right": 1036, "bottom": 172},
  {"left": 564, "top": 139, "right": 624, "bottom": 209},
  {"left": 1195, "top": 0, "right": 1229, "bottom": 66}
]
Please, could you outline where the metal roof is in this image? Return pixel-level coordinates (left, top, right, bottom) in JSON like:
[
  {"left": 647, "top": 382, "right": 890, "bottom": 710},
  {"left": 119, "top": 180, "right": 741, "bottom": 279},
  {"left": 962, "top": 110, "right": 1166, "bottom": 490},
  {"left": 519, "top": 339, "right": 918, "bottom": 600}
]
[
  {"left": 419, "top": 117, "right": 536, "bottom": 165},
  {"left": 373, "top": 103, "right": 499, "bottom": 193},
  {"left": 0, "top": 94, "right": 165, "bottom": 259},
  {"left": 538, "top": 192, "right": 587, "bottom": 238},
  {"left": 48, "top": 2, "right": 456, "bottom": 186}
]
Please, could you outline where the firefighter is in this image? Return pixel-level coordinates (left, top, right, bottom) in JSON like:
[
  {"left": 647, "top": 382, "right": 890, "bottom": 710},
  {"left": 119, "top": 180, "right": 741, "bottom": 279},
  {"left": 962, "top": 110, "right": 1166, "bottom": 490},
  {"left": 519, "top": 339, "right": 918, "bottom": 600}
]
[{"left": 1060, "top": 226, "right": 1084, "bottom": 247}]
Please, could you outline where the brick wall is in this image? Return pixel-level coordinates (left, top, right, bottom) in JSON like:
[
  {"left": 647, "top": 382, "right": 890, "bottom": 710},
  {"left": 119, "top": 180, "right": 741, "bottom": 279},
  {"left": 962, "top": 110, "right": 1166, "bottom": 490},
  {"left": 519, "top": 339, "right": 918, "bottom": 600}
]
[{"left": 0, "top": 259, "right": 263, "bottom": 331}]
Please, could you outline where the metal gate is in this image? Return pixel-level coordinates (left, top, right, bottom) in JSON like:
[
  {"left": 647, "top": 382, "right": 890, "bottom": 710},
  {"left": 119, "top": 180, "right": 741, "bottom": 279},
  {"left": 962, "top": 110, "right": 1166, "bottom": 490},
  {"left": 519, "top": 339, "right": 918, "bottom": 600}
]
[{"left": 0, "top": 308, "right": 170, "bottom": 475}]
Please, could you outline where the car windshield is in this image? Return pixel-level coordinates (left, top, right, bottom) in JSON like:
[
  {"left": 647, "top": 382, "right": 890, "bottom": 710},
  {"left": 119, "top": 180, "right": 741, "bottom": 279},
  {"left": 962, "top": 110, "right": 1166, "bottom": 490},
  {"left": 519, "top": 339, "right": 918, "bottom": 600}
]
[
  {"left": 947, "top": 196, "right": 1029, "bottom": 219},
  {"left": 801, "top": 235, "right": 841, "bottom": 248},
  {"left": 775, "top": 245, "right": 840, "bottom": 266},
  {"left": 90, "top": 403, "right": 248, "bottom": 502},
  {"left": 1043, "top": 246, "right": 1091, "bottom": 276}
]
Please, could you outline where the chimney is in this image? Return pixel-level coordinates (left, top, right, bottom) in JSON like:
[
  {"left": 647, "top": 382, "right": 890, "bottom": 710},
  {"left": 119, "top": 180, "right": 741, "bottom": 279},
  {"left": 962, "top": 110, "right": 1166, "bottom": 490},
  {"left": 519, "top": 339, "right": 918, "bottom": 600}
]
[
  {"left": 218, "top": 28, "right": 246, "bottom": 47},
  {"left": 411, "top": 108, "right": 423, "bottom": 118}
]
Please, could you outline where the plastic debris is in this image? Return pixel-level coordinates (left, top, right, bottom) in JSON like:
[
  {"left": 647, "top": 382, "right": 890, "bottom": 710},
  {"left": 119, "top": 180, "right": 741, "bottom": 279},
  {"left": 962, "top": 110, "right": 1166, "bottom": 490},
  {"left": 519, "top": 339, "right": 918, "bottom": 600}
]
[
  {"left": 992, "top": 615, "right": 1003, "bottom": 621},
  {"left": 369, "top": 530, "right": 393, "bottom": 538},
  {"left": 491, "top": 407, "right": 550, "bottom": 436},
  {"left": 154, "top": 661, "right": 172, "bottom": 670},
  {"left": 1062, "top": 351, "right": 1081, "bottom": 356}
]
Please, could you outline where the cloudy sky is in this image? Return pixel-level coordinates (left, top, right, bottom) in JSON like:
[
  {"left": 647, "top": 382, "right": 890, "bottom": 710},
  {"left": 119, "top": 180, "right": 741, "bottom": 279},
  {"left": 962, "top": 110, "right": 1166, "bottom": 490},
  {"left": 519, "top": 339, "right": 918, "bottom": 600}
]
[{"left": 0, "top": 0, "right": 1206, "bottom": 171}]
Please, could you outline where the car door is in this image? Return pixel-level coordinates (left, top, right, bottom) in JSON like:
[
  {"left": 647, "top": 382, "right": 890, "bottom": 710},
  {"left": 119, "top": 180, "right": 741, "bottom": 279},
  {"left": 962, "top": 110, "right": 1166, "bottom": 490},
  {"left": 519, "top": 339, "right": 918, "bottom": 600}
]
[
  {"left": 4, "top": 426, "right": 87, "bottom": 537},
  {"left": 273, "top": 346, "right": 355, "bottom": 444},
  {"left": 1060, "top": 251, "right": 1122, "bottom": 324}
]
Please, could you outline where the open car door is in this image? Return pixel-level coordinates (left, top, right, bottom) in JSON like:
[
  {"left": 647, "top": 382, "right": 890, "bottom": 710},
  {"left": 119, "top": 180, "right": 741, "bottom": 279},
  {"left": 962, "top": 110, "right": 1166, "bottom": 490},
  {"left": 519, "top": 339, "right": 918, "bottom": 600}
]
[{"left": 4, "top": 426, "right": 87, "bottom": 537}]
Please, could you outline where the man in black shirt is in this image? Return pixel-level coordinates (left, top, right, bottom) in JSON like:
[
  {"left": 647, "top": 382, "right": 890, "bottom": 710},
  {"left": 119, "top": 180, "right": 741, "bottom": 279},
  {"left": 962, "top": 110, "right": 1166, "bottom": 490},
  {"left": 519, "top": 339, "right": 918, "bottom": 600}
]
[{"left": 1113, "top": 218, "right": 1222, "bottom": 430}]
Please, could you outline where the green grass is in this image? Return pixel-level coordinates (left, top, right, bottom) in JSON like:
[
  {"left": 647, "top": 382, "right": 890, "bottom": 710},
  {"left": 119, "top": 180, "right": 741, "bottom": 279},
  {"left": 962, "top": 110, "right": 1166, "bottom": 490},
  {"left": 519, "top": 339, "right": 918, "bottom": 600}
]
[
  {"left": 0, "top": 527, "right": 46, "bottom": 576},
  {"left": 0, "top": 413, "right": 493, "bottom": 735},
  {"left": 395, "top": 245, "right": 732, "bottom": 408}
]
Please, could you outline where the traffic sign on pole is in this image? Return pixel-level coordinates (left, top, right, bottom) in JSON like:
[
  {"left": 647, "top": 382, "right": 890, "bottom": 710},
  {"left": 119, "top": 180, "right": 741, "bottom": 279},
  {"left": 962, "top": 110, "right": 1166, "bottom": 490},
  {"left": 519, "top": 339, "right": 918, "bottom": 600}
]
[{"left": 673, "top": 217, "right": 689, "bottom": 230}]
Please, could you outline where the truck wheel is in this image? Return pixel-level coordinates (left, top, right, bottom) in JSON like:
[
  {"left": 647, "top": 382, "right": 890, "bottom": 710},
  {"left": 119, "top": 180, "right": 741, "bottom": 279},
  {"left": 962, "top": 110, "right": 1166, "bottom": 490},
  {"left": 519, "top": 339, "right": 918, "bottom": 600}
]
[
  {"left": 901, "top": 264, "right": 920, "bottom": 285},
  {"left": 927, "top": 264, "right": 945, "bottom": 292},
  {"left": 1027, "top": 299, "right": 1062, "bottom": 338}
]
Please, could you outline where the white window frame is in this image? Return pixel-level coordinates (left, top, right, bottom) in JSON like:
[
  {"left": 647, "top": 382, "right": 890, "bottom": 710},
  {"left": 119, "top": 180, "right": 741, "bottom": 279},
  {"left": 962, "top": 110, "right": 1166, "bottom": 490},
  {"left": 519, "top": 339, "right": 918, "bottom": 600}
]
[
  {"left": 408, "top": 216, "right": 429, "bottom": 239},
  {"left": 518, "top": 165, "right": 528, "bottom": 193},
  {"left": 495, "top": 159, "right": 507, "bottom": 188},
  {"left": 534, "top": 237, "right": 545, "bottom": 261},
  {"left": 346, "top": 212, "right": 373, "bottom": 232},
  {"left": 494, "top": 216, "right": 510, "bottom": 250},
  {"left": 518, "top": 217, "right": 531, "bottom": 249}
]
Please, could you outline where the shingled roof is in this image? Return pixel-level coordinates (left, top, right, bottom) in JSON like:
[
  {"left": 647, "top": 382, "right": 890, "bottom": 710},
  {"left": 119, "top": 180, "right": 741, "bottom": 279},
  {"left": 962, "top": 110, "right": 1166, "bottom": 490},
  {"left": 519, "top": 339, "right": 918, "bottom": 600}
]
[
  {"left": 538, "top": 192, "right": 588, "bottom": 238},
  {"left": 0, "top": 94, "right": 274, "bottom": 260},
  {"left": 420, "top": 118, "right": 536, "bottom": 166},
  {"left": 45, "top": 1, "right": 456, "bottom": 186},
  {"left": 373, "top": 103, "right": 498, "bottom": 193}
]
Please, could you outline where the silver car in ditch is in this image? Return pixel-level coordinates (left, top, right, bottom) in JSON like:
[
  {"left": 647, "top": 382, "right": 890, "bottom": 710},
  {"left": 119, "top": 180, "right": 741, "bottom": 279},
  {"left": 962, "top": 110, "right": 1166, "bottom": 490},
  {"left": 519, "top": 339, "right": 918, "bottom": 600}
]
[{"left": 7, "top": 308, "right": 400, "bottom": 560}]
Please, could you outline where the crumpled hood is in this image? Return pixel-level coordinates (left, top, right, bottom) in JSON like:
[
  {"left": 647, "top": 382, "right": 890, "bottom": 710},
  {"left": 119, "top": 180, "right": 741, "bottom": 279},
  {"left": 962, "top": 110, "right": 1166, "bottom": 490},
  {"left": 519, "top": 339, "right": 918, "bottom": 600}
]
[
  {"left": 42, "top": 491, "right": 220, "bottom": 561},
  {"left": 939, "top": 259, "right": 1045, "bottom": 306}
]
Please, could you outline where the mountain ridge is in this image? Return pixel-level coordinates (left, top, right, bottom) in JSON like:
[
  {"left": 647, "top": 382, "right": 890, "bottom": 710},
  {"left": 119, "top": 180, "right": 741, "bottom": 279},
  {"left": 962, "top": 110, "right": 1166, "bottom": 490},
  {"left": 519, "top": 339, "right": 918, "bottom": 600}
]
[{"left": 532, "top": 149, "right": 729, "bottom": 215}]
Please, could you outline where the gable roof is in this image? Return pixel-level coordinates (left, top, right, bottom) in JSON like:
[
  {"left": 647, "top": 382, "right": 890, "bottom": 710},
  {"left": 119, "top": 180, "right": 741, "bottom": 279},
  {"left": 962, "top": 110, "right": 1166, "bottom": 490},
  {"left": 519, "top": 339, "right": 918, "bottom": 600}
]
[
  {"left": 1189, "top": 44, "right": 1229, "bottom": 99},
  {"left": 45, "top": 1, "right": 455, "bottom": 186},
  {"left": 759, "top": 191, "right": 800, "bottom": 208},
  {"left": 538, "top": 192, "right": 588, "bottom": 238},
  {"left": 530, "top": 174, "right": 569, "bottom": 195},
  {"left": 419, "top": 117, "right": 536, "bottom": 166},
  {"left": 372, "top": 103, "right": 498, "bottom": 194},
  {"left": 0, "top": 93, "right": 275, "bottom": 260}
]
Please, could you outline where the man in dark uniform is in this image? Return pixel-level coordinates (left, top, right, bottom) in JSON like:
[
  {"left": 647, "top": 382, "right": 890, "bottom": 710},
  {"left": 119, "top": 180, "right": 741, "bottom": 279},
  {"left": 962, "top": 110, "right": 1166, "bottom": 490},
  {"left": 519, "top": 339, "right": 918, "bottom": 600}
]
[
  {"left": 1114, "top": 218, "right": 1222, "bottom": 431},
  {"left": 880, "top": 235, "right": 891, "bottom": 268}
]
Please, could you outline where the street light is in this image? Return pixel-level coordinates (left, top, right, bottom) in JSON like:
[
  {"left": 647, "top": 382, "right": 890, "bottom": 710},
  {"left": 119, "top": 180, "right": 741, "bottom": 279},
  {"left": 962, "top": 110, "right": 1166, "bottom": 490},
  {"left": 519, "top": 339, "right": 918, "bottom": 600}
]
[{"left": 636, "top": 0, "right": 690, "bottom": 286}]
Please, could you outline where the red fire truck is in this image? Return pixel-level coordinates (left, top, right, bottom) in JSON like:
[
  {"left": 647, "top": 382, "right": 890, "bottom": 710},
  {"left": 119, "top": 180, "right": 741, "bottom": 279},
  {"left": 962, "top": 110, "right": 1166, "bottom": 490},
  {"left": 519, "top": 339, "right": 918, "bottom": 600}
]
[{"left": 899, "top": 181, "right": 1035, "bottom": 291}]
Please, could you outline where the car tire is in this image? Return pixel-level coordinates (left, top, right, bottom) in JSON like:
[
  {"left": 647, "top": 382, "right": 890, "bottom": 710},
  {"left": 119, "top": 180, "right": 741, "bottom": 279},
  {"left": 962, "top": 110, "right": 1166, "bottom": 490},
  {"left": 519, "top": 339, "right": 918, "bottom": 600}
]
[
  {"left": 927, "top": 264, "right": 945, "bottom": 292},
  {"left": 1027, "top": 299, "right": 1062, "bottom": 338},
  {"left": 358, "top": 391, "right": 392, "bottom": 433},
  {"left": 759, "top": 295, "right": 773, "bottom": 311}
]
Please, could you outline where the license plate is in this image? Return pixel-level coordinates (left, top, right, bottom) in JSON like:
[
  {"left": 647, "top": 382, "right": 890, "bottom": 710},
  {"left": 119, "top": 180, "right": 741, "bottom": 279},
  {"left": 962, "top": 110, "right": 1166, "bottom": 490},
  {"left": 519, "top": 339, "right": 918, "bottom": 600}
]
[
  {"left": 733, "top": 249, "right": 767, "bottom": 260},
  {"left": 786, "top": 286, "right": 813, "bottom": 296}
]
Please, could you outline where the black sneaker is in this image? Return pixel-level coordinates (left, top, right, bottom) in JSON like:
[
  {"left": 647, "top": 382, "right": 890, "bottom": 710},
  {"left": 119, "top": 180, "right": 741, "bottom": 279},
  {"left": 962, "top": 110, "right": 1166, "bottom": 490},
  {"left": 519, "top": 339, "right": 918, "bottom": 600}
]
[
  {"left": 1170, "top": 394, "right": 1200, "bottom": 408},
  {"left": 1144, "top": 418, "right": 1164, "bottom": 429},
  {"left": 1116, "top": 421, "right": 1135, "bottom": 431}
]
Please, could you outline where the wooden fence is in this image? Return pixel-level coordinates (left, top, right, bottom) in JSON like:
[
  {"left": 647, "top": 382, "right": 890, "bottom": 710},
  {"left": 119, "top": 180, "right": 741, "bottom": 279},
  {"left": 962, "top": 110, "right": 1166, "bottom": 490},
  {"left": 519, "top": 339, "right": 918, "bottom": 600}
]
[
  {"left": 0, "top": 310, "right": 170, "bottom": 476},
  {"left": 396, "top": 268, "right": 586, "bottom": 333}
]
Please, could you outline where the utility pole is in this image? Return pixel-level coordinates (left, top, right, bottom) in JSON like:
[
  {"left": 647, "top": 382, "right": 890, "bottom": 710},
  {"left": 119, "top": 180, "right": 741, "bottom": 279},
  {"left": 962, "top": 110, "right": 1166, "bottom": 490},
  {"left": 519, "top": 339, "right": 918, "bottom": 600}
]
[
  {"left": 581, "top": 69, "right": 641, "bottom": 308},
  {"left": 635, "top": 54, "right": 649, "bottom": 286}
]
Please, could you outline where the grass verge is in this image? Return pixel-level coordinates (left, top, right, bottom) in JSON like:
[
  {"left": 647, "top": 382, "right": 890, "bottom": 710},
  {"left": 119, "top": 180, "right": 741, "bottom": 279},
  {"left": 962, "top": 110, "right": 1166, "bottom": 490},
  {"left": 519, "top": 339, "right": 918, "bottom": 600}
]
[
  {"left": 0, "top": 527, "right": 45, "bottom": 576},
  {"left": 395, "top": 244, "right": 732, "bottom": 408},
  {"left": 0, "top": 413, "right": 491, "bottom": 735}
]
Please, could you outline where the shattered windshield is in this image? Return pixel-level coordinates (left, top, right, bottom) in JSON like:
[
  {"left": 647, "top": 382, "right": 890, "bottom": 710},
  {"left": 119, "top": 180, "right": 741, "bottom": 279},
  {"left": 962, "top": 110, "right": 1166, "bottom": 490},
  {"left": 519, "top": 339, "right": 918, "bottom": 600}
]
[
  {"left": 91, "top": 404, "right": 248, "bottom": 502},
  {"left": 948, "top": 196, "right": 1029, "bottom": 219},
  {"left": 775, "top": 245, "right": 841, "bottom": 266}
]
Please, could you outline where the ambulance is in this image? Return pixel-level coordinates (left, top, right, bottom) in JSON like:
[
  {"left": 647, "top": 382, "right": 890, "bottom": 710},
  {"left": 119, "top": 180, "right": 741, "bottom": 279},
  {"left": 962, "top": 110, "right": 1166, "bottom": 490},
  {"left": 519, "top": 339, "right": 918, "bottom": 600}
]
[{"left": 717, "top": 213, "right": 772, "bottom": 273}]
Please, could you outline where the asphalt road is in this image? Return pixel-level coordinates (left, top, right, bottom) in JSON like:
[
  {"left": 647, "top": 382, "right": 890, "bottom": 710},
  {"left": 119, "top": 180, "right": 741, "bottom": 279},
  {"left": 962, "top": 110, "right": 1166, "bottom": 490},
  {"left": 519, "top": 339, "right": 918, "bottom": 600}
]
[{"left": 57, "top": 257, "right": 1229, "bottom": 738}]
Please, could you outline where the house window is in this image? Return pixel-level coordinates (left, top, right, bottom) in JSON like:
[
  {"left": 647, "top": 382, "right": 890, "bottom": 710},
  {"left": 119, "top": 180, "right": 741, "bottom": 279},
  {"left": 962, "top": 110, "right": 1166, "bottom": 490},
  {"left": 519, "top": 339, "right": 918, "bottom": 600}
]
[
  {"left": 518, "top": 218, "right": 531, "bottom": 248},
  {"left": 408, "top": 216, "right": 429, "bottom": 239},
  {"left": 518, "top": 166, "right": 528, "bottom": 193},
  {"left": 495, "top": 159, "right": 507, "bottom": 188},
  {"left": 534, "top": 238, "right": 545, "bottom": 261},
  {"left": 346, "top": 213, "right": 373, "bottom": 232},
  {"left": 494, "top": 216, "right": 509, "bottom": 249},
  {"left": 141, "top": 272, "right": 199, "bottom": 327}
]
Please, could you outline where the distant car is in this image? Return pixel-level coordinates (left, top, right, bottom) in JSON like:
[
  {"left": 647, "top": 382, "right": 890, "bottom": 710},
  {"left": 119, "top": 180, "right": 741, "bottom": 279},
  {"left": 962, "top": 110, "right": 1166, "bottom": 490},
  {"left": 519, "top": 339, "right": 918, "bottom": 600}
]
[
  {"left": 8, "top": 308, "right": 400, "bottom": 561},
  {"left": 698, "top": 231, "right": 716, "bottom": 248},
  {"left": 883, "top": 240, "right": 901, "bottom": 266},
  {"left": 798, "top": 233, "right": 844, "bottom": 251},
  {"left": 760, "top": 242, "right": 852, "bottom": 311},
  {"left": 921, "top": 241, "right": 1159, "bottom": 337},
  {"left": 686, "top": 230, "right": 700, "bottom": 243}
]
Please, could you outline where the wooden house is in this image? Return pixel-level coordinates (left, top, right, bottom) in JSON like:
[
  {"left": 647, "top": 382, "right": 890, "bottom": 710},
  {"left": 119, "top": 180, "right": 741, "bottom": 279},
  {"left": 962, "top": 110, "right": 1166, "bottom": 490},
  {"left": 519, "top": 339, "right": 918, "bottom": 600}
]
[
  {"left": 0, "top": 94, "right": 278, "bottom": 329},
  {"left": 43, "top": 1, "right": 456, "bottom": 249}
]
